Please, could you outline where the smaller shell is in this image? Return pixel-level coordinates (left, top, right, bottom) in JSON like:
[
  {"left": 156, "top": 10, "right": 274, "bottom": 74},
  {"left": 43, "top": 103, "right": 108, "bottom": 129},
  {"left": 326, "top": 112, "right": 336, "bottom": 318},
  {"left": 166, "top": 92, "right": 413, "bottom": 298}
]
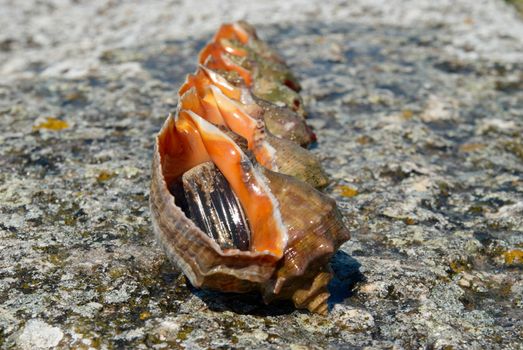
[
  {"left": 250, "top": 98, "right": 314, "bottom": 146},
  {"left": 202, "top": 65, "right": 314, "bottom": 146},
  {"left": 198, "top": 22, "right": 305, "bottom": 116},
  {"left": 267, "top": 134, "right": 329, "bottom": 189},
  {"left": 178, "top": 70, "right": 325, "bottom": 188},
  {"left": 251, "top": 77, "right": 306, "bottom": 117}
]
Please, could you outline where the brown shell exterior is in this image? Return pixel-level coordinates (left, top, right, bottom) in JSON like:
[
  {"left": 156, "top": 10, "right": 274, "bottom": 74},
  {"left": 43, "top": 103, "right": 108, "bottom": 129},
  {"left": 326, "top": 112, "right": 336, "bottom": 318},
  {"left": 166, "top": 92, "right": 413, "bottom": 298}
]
[
  {"left": 244, "top": 99, "right": 314, "bottom": 147},
  {"left": 267, "top": 134, "right": 329, "bottom": 189},
  {"left": 258, "top": 169, "right": 349, "bottom": 313}
]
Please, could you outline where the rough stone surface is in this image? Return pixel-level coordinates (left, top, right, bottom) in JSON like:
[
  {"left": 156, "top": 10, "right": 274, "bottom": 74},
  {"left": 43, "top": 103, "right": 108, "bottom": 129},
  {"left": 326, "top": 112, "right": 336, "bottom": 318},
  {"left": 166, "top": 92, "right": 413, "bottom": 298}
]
[
  {"left": 16, "top": 319, "right": 64, "bottom": 350},
  {"left": 1, "top": 0, "right": 522, "bottom": 349}
]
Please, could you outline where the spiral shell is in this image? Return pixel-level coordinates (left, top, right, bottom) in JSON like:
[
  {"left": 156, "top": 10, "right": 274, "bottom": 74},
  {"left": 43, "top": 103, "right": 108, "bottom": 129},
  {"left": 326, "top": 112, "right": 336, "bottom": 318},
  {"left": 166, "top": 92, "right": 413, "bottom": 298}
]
[{"left": 150, "top": 21, "right": 350, "bottom": 314}]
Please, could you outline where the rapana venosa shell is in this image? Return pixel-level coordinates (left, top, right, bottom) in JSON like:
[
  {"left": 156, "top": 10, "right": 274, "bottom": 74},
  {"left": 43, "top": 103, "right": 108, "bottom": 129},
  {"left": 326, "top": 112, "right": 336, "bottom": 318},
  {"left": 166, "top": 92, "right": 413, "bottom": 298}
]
[{"left": 150, "top": 21, "right": 350, "bottom": 314}]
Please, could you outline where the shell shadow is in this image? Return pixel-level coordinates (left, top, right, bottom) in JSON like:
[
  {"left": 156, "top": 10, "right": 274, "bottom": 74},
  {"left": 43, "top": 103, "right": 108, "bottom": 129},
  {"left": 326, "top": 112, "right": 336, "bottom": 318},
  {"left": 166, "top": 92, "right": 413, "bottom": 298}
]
[
  {"left": 328, "top": 250, "right": 365, "bottom": 307},
  {"left": 189, "top": 284, "right": 296, "bottom": 317},
  {"left": 189, "top": 250, "right": 364, "bottom": 316}
]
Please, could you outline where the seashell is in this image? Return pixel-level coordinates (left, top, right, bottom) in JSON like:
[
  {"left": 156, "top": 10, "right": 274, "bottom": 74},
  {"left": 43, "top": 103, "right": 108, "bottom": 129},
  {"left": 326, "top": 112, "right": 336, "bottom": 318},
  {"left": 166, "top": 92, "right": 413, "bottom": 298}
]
[
  {"left": 198, "top": 21, "right": 305, "bottom": 117},
  {"left": 150, "top": 21, "right": 350, "bottom": 314},
  {"left": 178, "top": 68, "right": 327, "bottom": 188},
  {"left": 251, "top": 97, "right": 315, "bottom": 147},
  {"left": 265, "top": 133, "right": 329, "bottom": 189},
  {"left": 182, "top": 65, "right": 314, "bottom": 147}
]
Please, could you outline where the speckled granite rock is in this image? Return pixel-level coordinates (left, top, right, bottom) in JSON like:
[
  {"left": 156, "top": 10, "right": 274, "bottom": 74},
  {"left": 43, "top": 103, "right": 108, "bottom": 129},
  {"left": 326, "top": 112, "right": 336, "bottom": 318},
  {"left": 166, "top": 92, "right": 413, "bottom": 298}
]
[{"left": 1, "top": 0, "right": 522, "bottom": 349}]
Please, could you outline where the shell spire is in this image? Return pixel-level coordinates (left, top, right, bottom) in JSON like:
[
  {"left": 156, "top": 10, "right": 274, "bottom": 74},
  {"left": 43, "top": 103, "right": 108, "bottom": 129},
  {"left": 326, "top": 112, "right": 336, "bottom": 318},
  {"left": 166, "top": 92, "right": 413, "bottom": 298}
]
[{"left": 150, "top": 21, "right": 350, "bottom": 314}]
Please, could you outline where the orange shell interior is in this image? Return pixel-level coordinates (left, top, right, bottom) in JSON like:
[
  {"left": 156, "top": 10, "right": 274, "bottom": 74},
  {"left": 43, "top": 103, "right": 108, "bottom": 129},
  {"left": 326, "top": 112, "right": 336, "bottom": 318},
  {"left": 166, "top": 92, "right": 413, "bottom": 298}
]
[{"left": 158, "top": 23, "right": 287, "bottom": 258}]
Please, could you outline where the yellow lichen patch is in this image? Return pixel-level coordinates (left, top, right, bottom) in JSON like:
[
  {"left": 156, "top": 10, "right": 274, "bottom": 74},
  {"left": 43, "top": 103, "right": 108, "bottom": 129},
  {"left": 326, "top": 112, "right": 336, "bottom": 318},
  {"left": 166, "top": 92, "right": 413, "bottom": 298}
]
[
  {"left": 176, "top": 325, "right": 194, "bottom": 341},
  {"left": 459, "top": 143, "right": 485, "bottom": 153},
  {"left": 97, "top": 170, "right": 116, "bottom": 182},
  {"left": 449, "top": 259, "right": 470, "bottom": 274},
  {"left": 48, "top": 254, "right": 65, "bottom": 266},
  {"left": 139, "top": 311, "right": 151, "bottom": 320},
  {"left": 401, "top": 109, "right": 414, "bottom": 120},
  {"left": 338, "top": 185, "right": 358, "bottom": 197},
  {"left": 33, "top": 117, "right": 69, "bottom": 131},
  {"left": 404, "top": 217, "right": 416, "bottom": 225},
  {"left": 356, "top": 135, "right": 372, "bottom": 145},
  {"left": 108, "top": 267, "right": 126, "bottom": 279},
  {"left": 504, "top": 249, "right": 523, "bottom": 265}
]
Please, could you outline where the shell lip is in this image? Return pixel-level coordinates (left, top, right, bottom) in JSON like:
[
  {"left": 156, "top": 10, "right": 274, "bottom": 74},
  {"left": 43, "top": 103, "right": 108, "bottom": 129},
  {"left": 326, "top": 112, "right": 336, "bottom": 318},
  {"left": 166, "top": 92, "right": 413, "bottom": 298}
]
[{"left": 198, "top": 64, "right": 254, "bottom": 105}]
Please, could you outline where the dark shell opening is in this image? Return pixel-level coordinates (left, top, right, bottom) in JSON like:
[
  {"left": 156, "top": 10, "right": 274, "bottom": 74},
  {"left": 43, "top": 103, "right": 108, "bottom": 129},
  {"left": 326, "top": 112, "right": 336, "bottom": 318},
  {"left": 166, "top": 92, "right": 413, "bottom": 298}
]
[{"left": 169, "top": 162, "right": 251, "bottom": 251}]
